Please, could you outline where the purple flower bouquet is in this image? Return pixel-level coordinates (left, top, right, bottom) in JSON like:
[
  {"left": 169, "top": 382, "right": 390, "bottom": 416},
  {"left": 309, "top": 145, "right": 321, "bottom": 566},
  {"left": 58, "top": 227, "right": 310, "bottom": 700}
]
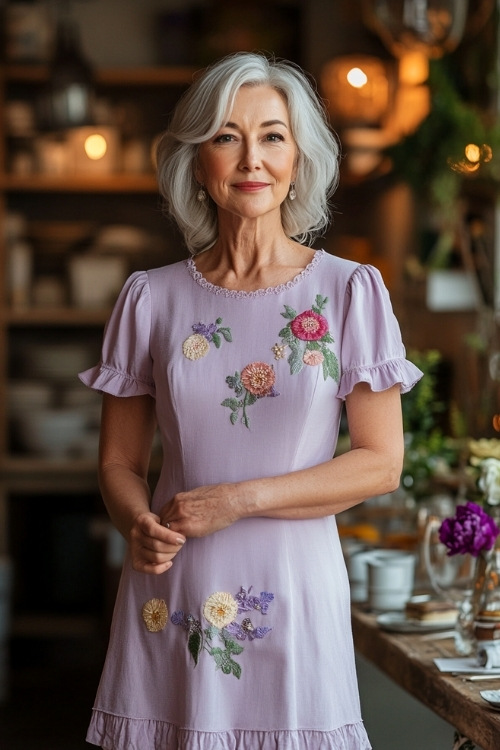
[{"left": 439, "top": 501, "right": 500, "bottom": 557}]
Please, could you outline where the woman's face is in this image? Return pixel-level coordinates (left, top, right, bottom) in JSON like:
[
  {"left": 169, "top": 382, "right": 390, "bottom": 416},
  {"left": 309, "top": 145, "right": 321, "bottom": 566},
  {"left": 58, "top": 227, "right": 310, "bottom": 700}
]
[{"left": 196, "top": 84, "right": 297, "bottom": 222}]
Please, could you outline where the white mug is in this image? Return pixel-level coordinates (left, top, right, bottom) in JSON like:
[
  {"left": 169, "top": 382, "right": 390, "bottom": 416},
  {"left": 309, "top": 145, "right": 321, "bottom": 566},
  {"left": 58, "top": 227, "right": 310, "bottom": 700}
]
[{"left": 367, "top": 551, "right": 416, "bottom": 611}]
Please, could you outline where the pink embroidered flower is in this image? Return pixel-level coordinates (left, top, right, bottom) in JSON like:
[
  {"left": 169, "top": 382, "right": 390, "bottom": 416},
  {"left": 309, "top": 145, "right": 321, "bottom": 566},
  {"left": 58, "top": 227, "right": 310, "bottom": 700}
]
[
  {"left": 240, "top": 362, "right": 276, "bottom": 396},
  {"left": 290, "top": 310, "right": 329, "bottom": 341},
  {"left": 183, "top": 333, "right": 210, "bottom": 360},
  {"left": 303, "top": 349, "right": 324, "bottom": 366}
]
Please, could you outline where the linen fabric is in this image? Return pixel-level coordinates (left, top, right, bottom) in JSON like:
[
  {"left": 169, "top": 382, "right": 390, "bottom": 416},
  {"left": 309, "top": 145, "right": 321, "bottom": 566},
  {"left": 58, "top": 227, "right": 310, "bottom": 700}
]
[{"left": 79, "top": 249, "right": 422, "bottom": 749}]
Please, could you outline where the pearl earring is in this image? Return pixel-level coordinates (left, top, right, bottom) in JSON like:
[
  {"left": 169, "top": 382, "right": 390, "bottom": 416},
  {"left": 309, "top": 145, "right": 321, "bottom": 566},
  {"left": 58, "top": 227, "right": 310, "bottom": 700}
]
[
  {"left": 289, "top": 182, "right": 296, "bottom": 201},
  {"left": 197, "top": 186, "right": 207, "bottom": 202}
]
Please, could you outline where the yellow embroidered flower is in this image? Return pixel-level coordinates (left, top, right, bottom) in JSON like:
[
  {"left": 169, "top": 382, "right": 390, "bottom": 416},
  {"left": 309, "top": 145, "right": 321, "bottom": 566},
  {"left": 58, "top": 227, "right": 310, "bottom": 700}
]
[
  {"left": 271, "top": 343, "right": 287, "bottom": 360},
  {"left": 183, "top": 333, "right": 210, "bottom": 360},
  {"left": 142, "top": 598, "right": 168, "bottom": 632},
  {"left": 240, "top": 362, "right": 275, "bottom": 396},
  {"left": 203, "top": 591, "right": 238, "bottom": 628}
]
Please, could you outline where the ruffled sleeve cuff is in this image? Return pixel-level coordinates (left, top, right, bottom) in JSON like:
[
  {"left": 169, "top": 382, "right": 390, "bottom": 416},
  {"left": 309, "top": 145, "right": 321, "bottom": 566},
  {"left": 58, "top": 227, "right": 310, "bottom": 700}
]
[
  {"left": 79, "top": 363, "right": 155, "bottom": 398},
  {"left": 338, "top": 356, "right": 423, "bottom": 400},
  {"left": 78, "top": 270, "right": 156, "bottom": 398}
]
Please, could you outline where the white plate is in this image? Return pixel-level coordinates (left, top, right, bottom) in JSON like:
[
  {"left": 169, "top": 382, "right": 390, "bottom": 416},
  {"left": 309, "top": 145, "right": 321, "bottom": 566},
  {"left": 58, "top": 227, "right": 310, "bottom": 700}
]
[
  {"left": 376, "top": 612, "right": 457, "bottom": 633},
  {"left": 480, "top": 690, "right": 500, "bottom": 709}
]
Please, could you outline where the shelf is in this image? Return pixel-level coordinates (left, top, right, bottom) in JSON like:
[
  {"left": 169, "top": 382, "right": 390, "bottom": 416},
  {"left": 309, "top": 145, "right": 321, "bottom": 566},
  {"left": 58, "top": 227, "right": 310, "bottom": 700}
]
[
  {"left": 1, "top": 454, "right": 162, "bottom": 494},
  {"left": 0, "top": 173, "right": 159, "bottom": 193},
  {"left": 2, "top": 306, "right": 111, "bottom": 327},
  {"left": 3, "top": 63, "right": 197, "bottom": 86},
  {"left": 1, "top": 456, "right": 100, "bottom": 493}
]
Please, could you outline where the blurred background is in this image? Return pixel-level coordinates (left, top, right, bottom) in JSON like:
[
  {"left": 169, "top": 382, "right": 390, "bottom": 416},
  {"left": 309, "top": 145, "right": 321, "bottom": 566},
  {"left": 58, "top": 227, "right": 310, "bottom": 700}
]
[{"left": 0, "top": 0, "right": 498, "bottom": 747}]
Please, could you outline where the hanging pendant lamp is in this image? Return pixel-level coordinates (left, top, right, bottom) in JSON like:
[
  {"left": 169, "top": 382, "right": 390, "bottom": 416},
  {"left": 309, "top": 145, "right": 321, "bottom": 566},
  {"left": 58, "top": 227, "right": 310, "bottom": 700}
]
[
  {"left": 362, "top": 0, "right": 469, "bottom": 58},
  {"left": 38, "top": 13, "right": 94, "bottom": 131}
]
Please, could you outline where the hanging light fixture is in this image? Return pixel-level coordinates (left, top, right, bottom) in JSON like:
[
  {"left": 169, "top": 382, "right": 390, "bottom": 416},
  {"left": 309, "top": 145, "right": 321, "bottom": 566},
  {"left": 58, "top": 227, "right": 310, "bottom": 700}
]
[
  {"left": 37, "top": 3, "right": 94, "bottom": 131},
  {"left": 362, "top": 0, "right": 469, "bottom": 58}
]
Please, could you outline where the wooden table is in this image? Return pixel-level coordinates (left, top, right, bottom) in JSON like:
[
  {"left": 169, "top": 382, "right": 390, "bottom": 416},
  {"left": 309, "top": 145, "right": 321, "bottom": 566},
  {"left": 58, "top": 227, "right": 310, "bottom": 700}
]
[{"left": 352, "top": 606, "right": 500, "bottom": 750}]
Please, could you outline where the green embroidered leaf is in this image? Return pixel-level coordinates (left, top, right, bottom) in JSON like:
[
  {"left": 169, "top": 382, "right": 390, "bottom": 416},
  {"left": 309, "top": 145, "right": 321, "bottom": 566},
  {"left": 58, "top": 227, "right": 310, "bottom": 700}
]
[
  {"left": 306, "top": 341, "right": 321, "bottom": 351},
  {"left": 188, "top": 630, "right": 203, "bottom": 666},
  {"left": 221, "top": 634, "right": 244, "bottom": 655},
  {"left": 242, "top": 411, "right": 250, "bottom": 429},
  {"left": 315, "top": 294, "right": 328, "bottom": 311},
  {"left": 231, "top": 660, "right": 242, "bottom": 679},
  {"left": 288, "top": 340, "right": 304, "bottom": 375},
  {"left": 281, "top": 305, "right": 298, "bottom": 320},
  {"left": 221, "top": 398, "right": 240, "bottom": 411},
  {"left": 225, "top": 373, "right": 240, "bottom": 390},
  {"left": 204, "top": 626, "right": 218, "bottom": 641},
  {"left": 230, "top": 411, "right": 239, "bottom": 425},
  {"left": 215, "top": 317, "right": 222, "bottom": 325},
  {"left": 322, "top": 348, "right": 340, "bottom": 382},
  {"left": 245, "top": 392, "right": 258, "bottom": 406},
  {"left": 321, "top": 331, "right": 334, "bottom": 344},
  {"left": 278, "top": 325, "right": 294, "bottom": 343},
  {"left": 212, "top": 332, "right": 221, "bottom": 348},
  {"left": 219, "top": 327, "right": 232, "bottom": 342}
]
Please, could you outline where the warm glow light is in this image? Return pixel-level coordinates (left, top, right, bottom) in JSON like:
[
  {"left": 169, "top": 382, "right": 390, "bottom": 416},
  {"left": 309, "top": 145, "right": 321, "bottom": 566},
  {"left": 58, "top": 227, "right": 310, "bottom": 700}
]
[
  {"left": 347, "top": 67, "right": 368, "bottom": 88},
  {"left": 84, "top": 133, "right": 107, "bottom": 160},
  {"left": 465, "top": 143, "right": 481, "bottom": 163}
]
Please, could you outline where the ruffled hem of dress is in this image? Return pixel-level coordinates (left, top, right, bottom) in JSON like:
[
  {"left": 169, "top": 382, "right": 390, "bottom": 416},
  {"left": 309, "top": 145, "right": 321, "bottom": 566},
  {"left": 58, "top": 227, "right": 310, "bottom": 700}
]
[
  {"left": 86, "top": 710, "right": 371, "bottom": 750},
  {"left": 78, "top": 364, "right": 155, "bottom": 398},
  {"left": 337, "top": 357, "right": 423, "bottom": 400},
  {"left": 186, "top": 249, "right": 324, "bottom": 298}
]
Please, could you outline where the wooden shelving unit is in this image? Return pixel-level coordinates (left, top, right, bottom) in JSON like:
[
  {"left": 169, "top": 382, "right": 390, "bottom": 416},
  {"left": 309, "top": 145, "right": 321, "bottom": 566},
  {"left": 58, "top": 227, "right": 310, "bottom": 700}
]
[{"left": 0, "top": 63, "right": 191, "bottom": 632}]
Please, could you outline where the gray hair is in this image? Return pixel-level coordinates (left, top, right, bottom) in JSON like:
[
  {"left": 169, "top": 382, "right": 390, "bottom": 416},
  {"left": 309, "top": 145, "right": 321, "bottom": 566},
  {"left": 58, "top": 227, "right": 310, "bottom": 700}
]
[{"left": 156, "top": 52, "right": 340, "bottom": 255}]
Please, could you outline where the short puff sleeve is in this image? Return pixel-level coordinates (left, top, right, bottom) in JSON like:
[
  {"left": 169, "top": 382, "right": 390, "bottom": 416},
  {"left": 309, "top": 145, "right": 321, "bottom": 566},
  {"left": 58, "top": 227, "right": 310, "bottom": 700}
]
[
  {"left": 78, "top": 271, "right": 155, "bottom": 398},
  {"left": 337, "top": 264, "right": 422, "bottom": 400}
]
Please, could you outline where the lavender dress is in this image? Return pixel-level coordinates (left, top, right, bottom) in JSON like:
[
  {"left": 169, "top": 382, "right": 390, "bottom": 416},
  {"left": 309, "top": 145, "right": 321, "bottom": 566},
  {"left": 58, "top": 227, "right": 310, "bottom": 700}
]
[{"left": 80, "top": 249, "right": 421, "bottom": 750}]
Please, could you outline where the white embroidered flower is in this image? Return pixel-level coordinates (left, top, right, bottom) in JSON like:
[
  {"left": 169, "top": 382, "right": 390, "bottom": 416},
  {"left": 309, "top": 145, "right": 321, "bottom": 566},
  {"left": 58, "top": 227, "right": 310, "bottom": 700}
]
[
  {"left": 142, "top": 598, "right": 168, "bottom": 632},
  {"left": 478, "top": 457, "right": 500, "bottom": 506},
  {"left": 203, "top": 591, "right": 238, "bottom": 628},
  {"left": 183, "top": 333, "right": 210, "bottom": 360}
]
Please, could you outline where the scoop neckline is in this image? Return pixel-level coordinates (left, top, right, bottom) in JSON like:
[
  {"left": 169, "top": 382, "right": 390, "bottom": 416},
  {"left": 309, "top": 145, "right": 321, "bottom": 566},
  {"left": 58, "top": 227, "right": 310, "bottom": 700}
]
[{"left": 186, "top": 248, "right": 324, "bottom": 299}]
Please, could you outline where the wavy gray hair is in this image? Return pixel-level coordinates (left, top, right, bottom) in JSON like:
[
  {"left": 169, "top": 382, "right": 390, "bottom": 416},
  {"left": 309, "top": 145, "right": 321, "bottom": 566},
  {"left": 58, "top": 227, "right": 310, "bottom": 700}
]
[{"left": 156, "top": 52, "right": 340, "bottom": 255}]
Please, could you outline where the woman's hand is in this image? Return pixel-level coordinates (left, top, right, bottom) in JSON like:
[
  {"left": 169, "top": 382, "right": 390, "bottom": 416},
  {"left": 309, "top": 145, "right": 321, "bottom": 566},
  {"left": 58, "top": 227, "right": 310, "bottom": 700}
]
[
  {"left": 128, "top": 511, "right": 186, "bottom": 574},
  {"left": 159, "top": 483, "right": 244, "bottom": 538}
]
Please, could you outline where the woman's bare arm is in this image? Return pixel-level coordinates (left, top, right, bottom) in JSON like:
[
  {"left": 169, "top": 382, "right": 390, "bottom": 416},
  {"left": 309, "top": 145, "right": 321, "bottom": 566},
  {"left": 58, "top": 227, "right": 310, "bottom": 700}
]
[
  {"left": 160, "top": 382, "right": 404, "bottom": 536},
  {"left": 98, "top": 393, "right": 185, "bottom": 574}
]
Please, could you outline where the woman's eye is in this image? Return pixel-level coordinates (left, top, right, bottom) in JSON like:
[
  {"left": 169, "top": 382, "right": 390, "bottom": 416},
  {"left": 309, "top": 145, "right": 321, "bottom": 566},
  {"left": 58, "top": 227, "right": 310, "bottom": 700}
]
[
  {"left": 266, "top": 133, "right": 285, "bottom": 142},
  {"left": 214, "top": 133, "right": 234, "bottom": 143}
]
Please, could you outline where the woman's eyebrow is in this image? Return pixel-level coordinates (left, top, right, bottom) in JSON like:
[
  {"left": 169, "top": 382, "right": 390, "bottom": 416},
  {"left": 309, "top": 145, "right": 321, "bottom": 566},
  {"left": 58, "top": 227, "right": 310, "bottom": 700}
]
[{"left": 223, "top": 119, "right": 289, "bottom": 129}]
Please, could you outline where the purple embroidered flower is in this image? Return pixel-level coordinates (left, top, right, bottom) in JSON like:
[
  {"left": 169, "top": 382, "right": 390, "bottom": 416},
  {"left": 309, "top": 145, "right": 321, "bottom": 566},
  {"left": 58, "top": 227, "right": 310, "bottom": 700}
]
[
  {"left": 235, "top": 586, "right": 274, "bottom": 614},
  {"left": 171, "top": 610, "right": 189, "bottom": 628},
  {"left": 192, "top": 322, "right": 218, "bottom": 341},
  {"left": 438, "top": 501, "right": 500, "bottom": 557},
  {"left": 226, "top": 618, "right": 272, "bottom": 641}
]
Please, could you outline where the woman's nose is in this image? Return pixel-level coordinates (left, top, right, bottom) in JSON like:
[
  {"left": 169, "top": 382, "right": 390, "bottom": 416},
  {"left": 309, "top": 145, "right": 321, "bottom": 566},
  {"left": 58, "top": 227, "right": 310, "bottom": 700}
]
[{"left": 239, "top": 142, "right": 261, "bottom": 171}]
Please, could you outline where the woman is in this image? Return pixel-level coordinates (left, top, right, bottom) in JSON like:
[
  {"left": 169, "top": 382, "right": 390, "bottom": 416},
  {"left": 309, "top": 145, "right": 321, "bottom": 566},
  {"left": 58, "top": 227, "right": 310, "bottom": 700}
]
[{"left": 80, "top": 52, "right": 422, "bottom": 749}]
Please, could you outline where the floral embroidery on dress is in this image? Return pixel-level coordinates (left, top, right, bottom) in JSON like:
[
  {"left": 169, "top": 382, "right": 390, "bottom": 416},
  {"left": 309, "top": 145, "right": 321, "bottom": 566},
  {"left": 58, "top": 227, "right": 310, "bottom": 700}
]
[
  {"left": 183, "top": 318, "right": 232, "bottom": 360},
  {"left": 221, "top": 362, "right": 279, "bottom": 428},
  {"left": 171, "top": 586, "right": 274, "bottom": 679},
  {"left": 142, "top": 598, "right": 168, "bottom": 632},
  {"left": 278, "top": 294, "right": 339, "bottom": 382}
]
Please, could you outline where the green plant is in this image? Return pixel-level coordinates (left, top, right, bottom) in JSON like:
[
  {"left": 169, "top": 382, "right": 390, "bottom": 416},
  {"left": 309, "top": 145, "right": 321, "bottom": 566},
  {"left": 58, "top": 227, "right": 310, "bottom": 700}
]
[{"left": 402, "top": 349, "right": 461, "bottom": 497}]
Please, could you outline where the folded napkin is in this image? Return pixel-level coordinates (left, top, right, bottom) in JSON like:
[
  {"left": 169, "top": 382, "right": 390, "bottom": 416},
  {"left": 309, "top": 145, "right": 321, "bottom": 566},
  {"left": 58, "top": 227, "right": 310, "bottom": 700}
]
[{"left": 477, "top": 642, "right": 500, "bottom": 669}]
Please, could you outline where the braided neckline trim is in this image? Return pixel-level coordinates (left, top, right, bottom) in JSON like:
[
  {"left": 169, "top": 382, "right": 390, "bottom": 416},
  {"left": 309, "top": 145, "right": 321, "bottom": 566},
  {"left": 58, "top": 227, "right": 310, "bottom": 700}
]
[{"left": 186, "top": 249, "right": 324, "bottom": 299}]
